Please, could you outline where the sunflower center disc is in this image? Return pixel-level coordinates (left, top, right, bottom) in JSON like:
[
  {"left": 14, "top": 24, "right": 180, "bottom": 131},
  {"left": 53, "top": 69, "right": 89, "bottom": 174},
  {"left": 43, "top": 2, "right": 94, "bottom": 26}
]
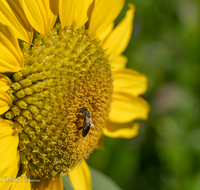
[{"left": 4, "top": 24, "right": 113, "bottom": 179}]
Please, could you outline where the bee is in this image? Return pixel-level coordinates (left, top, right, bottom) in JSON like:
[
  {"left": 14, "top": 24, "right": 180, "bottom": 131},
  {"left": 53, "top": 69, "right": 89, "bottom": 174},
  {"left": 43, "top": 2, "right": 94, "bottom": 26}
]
[{"left": 79, "top": 107, "right": 96, "bottom": 137}]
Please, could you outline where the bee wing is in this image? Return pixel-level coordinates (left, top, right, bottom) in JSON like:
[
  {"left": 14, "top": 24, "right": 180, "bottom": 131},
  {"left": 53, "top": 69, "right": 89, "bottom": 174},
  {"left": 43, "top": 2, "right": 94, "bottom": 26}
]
[
  {"left": 86, "top": 117, "right": 97, "bottom": 130},
  {"left": 90, "top": 120, "right": 97, "bottom": 130}
]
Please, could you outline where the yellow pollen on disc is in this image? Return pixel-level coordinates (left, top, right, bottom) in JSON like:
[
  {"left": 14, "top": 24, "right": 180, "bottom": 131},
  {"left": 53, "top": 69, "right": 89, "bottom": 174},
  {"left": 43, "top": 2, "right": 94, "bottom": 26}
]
[{"left": 4, "top": 24, "right": 113, "bottom": 179}]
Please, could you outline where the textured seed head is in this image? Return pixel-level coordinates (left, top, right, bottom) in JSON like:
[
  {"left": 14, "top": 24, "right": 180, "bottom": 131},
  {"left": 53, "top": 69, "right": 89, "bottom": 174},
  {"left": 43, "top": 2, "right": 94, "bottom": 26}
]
[{"left": 4, "top": 24, "right": 113, "bottom": 179}]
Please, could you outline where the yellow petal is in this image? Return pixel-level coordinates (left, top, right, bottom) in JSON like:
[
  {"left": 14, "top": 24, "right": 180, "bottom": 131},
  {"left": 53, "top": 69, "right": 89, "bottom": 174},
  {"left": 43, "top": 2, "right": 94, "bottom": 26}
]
[
  {"left": 0, "top": 89, "right": 12, "bottom": 115},
  {"left": 98, "top": 22, "right": 114, "bottom": 42},
  {"left": 68, "top": 160, "right": 92, "bottom": 190},
  {"left": 21, "top": 0, "right": 58, "bottom": 34},
  {"left": 113, "top": 69, "right": 148, "bottom": 96},
  {"left": 59, "top": 0, "right": 90, "bottom": 29},
  {"left": 0, "top": 0, "right": 33, "bottom": 43},
  {"left": 0, "top": 24, "right": 23, "bottom": 73},
  {"left": 89, "top": 0, "right": 124, "bottom": 37},
  {"left": 0, "top": 74, "right": 12, "bottom": 91},
  {"left": 0, "top": 119, "right": 19, "bottom": 190},
  {"left": 31, "top": 176, "right": 63, "bottom": 190},
  {"left": 103, "top": 3, "right": 135, "bottom": 60},
  {"left": 0, "top": 157, "right": 19, "bottom": 190},
  {"left": 104, "top": 121, "right": 140, "bottom": 138},
  {"left": 111, "top": 55, "right": 127, "bottom": 71},
  {"left": 109, "top": 92, "right": 150, "bottom": 123},
  {"left": 8, "top": 171, "right": 31, "bottom": 190}
]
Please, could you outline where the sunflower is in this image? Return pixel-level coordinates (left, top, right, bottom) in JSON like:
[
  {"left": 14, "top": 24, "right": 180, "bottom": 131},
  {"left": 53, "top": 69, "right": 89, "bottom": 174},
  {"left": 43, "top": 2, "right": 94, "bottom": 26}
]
[{"left": 0, "top": 0, "right": 149, "bottom": 189}]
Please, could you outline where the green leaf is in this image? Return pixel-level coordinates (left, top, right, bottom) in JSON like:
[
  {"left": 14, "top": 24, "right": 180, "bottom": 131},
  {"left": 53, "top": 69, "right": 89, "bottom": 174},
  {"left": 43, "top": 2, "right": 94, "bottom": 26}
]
[
  {"left": 62, "top": 174, "right": 73, "bottom": 190},
  {"left": 89, "top": 166, "right": 122, "bottom": 190},
  {"left": 62, "top": 166, "right": 122, "bottom": 190}
]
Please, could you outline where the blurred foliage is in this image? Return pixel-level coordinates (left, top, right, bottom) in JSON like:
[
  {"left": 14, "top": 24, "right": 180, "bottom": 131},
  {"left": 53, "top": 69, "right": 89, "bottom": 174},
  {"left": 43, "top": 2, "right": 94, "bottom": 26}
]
[
  {"left": 63, "top": 167, "right": 121, "bottom": 190},
  {"left": 87, "top": 0, "right": 200, "bottom": 190}
]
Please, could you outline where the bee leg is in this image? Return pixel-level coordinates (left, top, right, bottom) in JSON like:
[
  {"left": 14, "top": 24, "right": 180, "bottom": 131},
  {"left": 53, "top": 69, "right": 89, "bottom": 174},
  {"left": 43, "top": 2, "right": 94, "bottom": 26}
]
[
  {"left": 78, "top": 113, "right": 83, "bottom": 118},
  {"left": 76, "top": 126, "right": 83, "bottom": 133}
]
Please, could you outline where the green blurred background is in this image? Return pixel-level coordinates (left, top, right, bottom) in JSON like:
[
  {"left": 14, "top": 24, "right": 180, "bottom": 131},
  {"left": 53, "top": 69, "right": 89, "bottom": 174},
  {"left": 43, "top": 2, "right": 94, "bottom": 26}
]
[{"left": 87, "top": 0, "right": 200, "bottom": 190}]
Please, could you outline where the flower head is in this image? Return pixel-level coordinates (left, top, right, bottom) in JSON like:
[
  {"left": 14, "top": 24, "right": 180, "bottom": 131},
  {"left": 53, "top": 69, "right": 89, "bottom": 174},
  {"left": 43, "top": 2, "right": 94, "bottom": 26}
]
[{"left": 0, "top": 0, "right": 149, "bottom": 189}]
